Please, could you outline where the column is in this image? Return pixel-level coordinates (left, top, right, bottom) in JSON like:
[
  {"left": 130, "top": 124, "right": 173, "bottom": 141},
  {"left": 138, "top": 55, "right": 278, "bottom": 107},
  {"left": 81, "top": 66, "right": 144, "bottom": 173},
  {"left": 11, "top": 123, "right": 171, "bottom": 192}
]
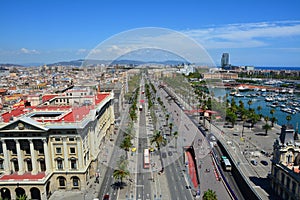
[
  {"left": 62, "top": 137, "right": 69, "bottom": 170},
  {"left": 43, "top": 139, "right": 51, "bottom": 173},
  {"left": 76, "top": 137, "right": 83, "bottom": 170},
  {"left": 1, "top": 139, "right": 10, "bottom": 174},
  {"left": 15, "top": 139, "right": 24, "bottom": 175},
  {"left": 29, "top": 139, "right": 37, "bottom": 174}
]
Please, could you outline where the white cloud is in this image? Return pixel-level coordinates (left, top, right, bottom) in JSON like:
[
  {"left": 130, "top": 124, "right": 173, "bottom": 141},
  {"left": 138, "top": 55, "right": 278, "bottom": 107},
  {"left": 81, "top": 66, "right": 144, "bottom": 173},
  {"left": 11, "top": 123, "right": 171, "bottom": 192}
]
[
  {"left": 182, "top": 20, "right": 300, "bottom": 49},
  {"left": 76, "top": 48, "right": 88, "bottom": 55},
  {"left": 20, "top": 48, "right": 39, "bottom": 54}
]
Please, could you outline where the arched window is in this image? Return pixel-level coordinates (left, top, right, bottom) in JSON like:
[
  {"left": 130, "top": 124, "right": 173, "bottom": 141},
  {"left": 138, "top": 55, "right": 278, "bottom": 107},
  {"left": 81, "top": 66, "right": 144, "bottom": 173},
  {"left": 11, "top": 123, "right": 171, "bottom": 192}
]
[
  {"left": 58, "top": 176, "right": 66, "bottom": 187},
  {"left": 71, "top": 176, "right": 80, "bottom": 187}
]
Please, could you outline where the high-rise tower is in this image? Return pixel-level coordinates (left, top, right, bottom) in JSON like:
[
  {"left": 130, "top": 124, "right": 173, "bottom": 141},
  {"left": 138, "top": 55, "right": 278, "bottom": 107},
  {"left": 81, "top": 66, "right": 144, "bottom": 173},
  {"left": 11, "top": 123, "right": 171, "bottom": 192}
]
[{"left": 221, "top": 53, "right": 229, "bottom": 68}]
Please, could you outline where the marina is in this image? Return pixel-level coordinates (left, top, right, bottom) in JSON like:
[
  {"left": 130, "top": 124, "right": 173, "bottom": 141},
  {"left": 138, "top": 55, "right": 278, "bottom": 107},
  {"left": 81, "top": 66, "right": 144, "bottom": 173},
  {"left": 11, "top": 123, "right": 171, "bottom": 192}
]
[{"left": 212, "top": 86, "right": 300, "bottom": 129}]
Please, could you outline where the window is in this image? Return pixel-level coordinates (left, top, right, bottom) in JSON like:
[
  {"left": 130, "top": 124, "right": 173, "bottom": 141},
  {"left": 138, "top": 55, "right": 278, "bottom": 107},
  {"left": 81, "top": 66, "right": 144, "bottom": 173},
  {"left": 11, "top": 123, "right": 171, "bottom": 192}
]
[
  {"left": 55, "top": 138, "right": 61, "bottom": 141},
  {"left": 69, "top": 137, "right": 75, "bottom": 141},
  {"left": 70, "top": 147, "right": 76, "bottom": 154},
  {"left": 71, "top": 160, "right": 77, "bottom": 169},
  {"left": 73, "top": 177, "right": 79, "bottom": 187},
  {"left": 56, "top": 147, "right": 62, "bottom": 154},
  {"left": 57, "top": 160, "right": 63, "bottom": 169},
  {"left": 0, "top": 160, "right": 3, "bottom": 169},
  {"left": 59, "top": 177, "right": 66, "bottom": 187}
]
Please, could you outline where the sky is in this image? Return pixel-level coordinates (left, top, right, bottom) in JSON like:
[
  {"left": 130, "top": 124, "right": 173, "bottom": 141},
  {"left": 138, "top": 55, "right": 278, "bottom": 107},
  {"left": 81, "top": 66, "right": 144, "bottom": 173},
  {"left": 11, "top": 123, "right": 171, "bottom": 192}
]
[{"left": 0, "top": 0, "right": 300, "bottom": 67}]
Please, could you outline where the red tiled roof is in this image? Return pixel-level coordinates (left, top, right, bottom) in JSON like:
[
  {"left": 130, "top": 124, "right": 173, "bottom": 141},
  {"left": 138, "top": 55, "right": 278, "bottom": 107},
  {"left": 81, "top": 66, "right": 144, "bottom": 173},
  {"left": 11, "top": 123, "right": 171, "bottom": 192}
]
[
  {"left": 1, "top": 93, "right": 110, "bottom": 123},
  {"left": 42, "top": 94, "right": 59, "bottom": 102},
  {"left": 0, "top": 172, "right": 45, "bottom": 181},
  {"left": 2, "top": 107, "right": 28, "bottom": 122}
]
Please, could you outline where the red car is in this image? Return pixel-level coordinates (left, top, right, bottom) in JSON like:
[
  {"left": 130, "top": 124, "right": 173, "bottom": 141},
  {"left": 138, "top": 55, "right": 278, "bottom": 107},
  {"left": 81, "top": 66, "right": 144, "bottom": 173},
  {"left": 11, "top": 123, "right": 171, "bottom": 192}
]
[{"left": 103, "top": 194, "right": 109, "bottom": 200}]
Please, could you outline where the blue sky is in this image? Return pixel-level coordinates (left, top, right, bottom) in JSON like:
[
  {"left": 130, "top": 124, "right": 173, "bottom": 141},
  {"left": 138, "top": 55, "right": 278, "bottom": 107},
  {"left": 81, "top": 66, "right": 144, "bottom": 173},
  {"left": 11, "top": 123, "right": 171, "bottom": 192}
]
[{"left": 0, "top": 0, "right": 300, "bottom": 66}]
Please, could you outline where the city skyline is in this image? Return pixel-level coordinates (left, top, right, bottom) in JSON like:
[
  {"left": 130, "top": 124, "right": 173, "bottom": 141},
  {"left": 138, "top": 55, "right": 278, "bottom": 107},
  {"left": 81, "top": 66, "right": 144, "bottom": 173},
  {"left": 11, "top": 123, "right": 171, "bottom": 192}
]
[{"left": 1, "top": 0, "right": 300, "bottom": 66}]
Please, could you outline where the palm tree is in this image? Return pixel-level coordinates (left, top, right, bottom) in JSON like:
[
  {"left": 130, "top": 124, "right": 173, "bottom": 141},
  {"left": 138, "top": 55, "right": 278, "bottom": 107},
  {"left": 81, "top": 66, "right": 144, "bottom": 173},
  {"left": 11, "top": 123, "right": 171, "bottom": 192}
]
[
  {"left": 203, "top": 189, "right": 217, "bottom": 200},
  {"left": 113, "top": 168, "right": 130, "bottom": 185},
  {"left": 239, "top": 100, "right": 244, "bottom": 111},
  {"left": 173, "top": 131, "right": 178, "bottom": 148},
  {"left": 169, "top": 123, "right": 173, "bottom": 135},
  {"left": 226, "top": 110, "right": 237, "bottom": 128},
  {"left": 286, "top": 115, "right": 292, "bottom": 125},
  {"left": 165, "top": 114, "right": 170, "bottom": 126},
  {"left": 120, "top": 136, "right": 133, "bottom": 152},
  {"left": 264, "top": 116, "right": 269, "bottom": 124},
  {"left": 247, "top": 100, "right": 253, "bottom": 111},
  {"left": 150, "top": 131, "right": 167, "bottom": 150},
  {"left": 151, "top": 130, "right": 167, "bottom": 170},
  {"left": 117, "top": 155, "right": 129, "bottom": 169},
  {"left": 262, "top": 123, "right": 272, "bottom": 136},
  {"left": 257, "top": 105, "right": 262, "bottom": 119},
  {"left": 270, "top": 116, "right": 277, "bottom": 127},
  {"left": 241, "top": 114, "right": 247, "bottom": 137},
  {"left": 270, "top": 109, "right": 275, "bottom": 117}
]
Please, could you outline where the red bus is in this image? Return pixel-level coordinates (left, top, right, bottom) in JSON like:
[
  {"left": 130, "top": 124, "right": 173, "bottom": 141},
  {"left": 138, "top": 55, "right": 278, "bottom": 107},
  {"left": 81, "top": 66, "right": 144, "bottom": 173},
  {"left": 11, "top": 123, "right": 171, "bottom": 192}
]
[{"left": 144, "top": 149, "right": 150, "bottom": 169}]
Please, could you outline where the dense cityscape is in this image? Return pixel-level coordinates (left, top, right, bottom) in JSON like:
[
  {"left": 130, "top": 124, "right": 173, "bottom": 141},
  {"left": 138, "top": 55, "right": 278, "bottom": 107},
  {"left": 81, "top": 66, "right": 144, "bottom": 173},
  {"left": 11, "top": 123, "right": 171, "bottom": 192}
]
[{"left": 0, "top": 56, "right": 299, "bottom": 200}]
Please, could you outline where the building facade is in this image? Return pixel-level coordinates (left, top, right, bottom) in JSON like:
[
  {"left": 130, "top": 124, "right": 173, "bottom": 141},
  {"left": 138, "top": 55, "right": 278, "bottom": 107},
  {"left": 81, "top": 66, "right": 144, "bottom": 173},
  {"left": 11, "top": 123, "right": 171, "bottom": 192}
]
[
  {"left": 0, "top": 87, "right": 115, "bottom": 200},
  {"left": 270, "top": 125, "right": 300, "bottom": 200}
]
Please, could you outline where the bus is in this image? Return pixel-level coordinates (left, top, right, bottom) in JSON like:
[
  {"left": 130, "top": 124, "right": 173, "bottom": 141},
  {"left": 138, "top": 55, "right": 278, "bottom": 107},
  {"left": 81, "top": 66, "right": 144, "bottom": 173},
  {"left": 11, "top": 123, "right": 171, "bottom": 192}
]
[
  {"left": 139, "top": 105, "right": 143, "bottom": 111},
  {"left": 144, "top": 148, "right": 150, "bottom": 169},
  {"left": 221, "top": 156, "right": 232, "bottom": 171}
]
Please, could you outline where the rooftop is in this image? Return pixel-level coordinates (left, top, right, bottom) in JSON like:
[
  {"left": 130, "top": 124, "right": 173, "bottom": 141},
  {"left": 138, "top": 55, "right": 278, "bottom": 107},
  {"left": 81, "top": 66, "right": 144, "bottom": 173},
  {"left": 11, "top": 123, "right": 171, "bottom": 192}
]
[{"left": 1, "top": 93, "right": 109, "bottom": 124}]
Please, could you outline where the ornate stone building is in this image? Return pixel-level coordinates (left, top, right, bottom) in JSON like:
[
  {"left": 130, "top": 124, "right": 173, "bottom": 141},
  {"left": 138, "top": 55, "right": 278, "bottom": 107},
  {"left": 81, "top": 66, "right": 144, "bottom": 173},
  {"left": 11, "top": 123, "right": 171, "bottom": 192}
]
[
  {"left": 0, "top": 87, "right": 114, "bottom": 199},
  {"left": 270, "top": 125, "right": 300, "bottom": 200}
]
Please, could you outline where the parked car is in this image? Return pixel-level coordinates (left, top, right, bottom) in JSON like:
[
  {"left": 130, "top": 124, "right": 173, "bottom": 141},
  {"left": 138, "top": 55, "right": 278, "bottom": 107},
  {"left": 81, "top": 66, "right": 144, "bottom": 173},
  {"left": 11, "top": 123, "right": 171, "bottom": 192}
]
[{"left": 103, "top": 194, "right": 109, "bottom": 200}]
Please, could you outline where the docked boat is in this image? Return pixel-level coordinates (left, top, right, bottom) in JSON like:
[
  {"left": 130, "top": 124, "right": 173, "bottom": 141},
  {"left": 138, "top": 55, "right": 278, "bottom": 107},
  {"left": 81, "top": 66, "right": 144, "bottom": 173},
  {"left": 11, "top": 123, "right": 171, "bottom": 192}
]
[
  {"left": 265, "top": 97, "right": 275, "bottom": 102},
  {"left": 238, "top": 86, "right": 250, "bottom": 92},
  {"left": 235, "top": 93, "right": 244, "bottom": 97}
]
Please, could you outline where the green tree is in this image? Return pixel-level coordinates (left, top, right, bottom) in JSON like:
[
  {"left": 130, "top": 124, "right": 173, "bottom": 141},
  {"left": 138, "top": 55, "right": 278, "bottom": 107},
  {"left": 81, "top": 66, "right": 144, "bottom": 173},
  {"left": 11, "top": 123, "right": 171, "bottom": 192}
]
[
  {"left": 241, "top": 114, "right": 248, "bottom": 137},
  {"left": 286, "top": 115, "right": 292, "bottom": 125},
  {"left": 257, "top": 105, "right": 262, "bottom": 119},
  {"left": 247, "top": 100, "right": 253, "bottom": 111},
  {"left": 203, "top": 189, "right": 217, "bottom": 200},
  {"left": 120, "top": 136, "right": 133, "bottom": 152},
  {"left": 117, "top": 155, "right": 129, "bottom": 169},
  {"left": 150, "top": 131, "right": 167, "bottom": 150},
  {"left": 16, "top": 194, "right": 27, "bottom": 200},
  {"left": 113, "top": 168, "right": 130, "bottom": 184},
  {"left": 226, "top": 110, "right": 237, "bottom": 128},
  {"left": 165, "top": 114, "right": 170, "bottom": 126},
  {"left": 239, "top": 100, "right": 244, "bottom": 111},
  {"left": 262, "top": 123, "right": 272, "bottom": 136},
  {"left": 169, "top": 123, "right": 173, "bottom": 135},
  {"left": 270, "top": 116, "right": 277, "bottom": 127},
  {"left": 173, "top": 131, "right": 178, "bottom": 148}
]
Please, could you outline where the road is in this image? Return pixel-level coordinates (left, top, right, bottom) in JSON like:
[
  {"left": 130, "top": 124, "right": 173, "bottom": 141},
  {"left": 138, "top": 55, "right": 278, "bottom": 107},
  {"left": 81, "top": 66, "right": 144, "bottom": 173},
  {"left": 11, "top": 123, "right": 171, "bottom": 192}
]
[{"left": 136, "top": 79, "right": 152, "bottom": 200}]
